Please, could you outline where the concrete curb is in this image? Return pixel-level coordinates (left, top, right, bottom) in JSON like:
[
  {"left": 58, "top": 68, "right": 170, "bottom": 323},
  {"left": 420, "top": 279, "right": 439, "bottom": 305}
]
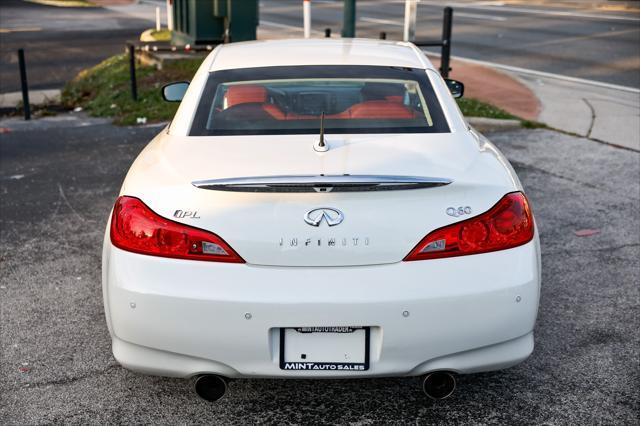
[
  {"left": 0, "top": 112, "right": 111, "bottom": 132},
  {"left": 23, "top": 0, "right": 95, "bottom": 7},
  {"left": 0, "top": 89, "right": 61, "bottom": 108},
  {"left": 467, "top": 117, "right": 522, "bottom": 133}
]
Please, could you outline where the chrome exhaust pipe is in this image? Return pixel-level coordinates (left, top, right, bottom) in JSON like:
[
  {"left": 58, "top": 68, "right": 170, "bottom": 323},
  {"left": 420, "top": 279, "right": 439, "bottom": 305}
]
[
  {"left": 422, "top": 372, "right": 456, "bottom": 400},
  {"left": 193, "top": 375, "right": 228, "bottom": 402}
]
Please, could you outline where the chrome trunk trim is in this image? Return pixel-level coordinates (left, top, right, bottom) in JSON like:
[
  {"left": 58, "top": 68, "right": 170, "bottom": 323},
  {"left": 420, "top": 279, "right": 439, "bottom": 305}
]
[{"left": 192, "top": 175, "right": 452, "bottom": 193}]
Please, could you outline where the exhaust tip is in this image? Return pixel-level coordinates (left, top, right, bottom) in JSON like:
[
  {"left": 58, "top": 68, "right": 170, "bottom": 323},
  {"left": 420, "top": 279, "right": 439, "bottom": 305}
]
[
  {"left": 422, "top": 372, "right": 456, "bottom": 400},
  {"left": 193, "top": 375, "right": 228, "bottom": 402}
]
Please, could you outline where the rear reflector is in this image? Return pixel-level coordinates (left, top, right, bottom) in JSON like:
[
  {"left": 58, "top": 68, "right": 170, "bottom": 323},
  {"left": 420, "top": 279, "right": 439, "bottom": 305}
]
[
  {"left": 404, "top": 192, "right": 534, "bottom": 261},
  {"left": 110, "top": 196, "right": 244, "bottom": 263}
]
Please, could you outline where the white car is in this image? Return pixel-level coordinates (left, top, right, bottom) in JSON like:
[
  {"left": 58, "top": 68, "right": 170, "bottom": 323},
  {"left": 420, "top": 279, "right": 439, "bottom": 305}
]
[{"left": 103, "top": 38, "right": 540, "bottom": 401}]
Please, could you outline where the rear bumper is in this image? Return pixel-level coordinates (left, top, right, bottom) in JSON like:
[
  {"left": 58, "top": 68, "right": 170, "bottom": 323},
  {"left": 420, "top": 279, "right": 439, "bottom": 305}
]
[
  {"left": 103, "top": 239, "right": 540, "bottom": 379},
  {"left": 112, "top": 332, "right": 534, "bottom": 379}
]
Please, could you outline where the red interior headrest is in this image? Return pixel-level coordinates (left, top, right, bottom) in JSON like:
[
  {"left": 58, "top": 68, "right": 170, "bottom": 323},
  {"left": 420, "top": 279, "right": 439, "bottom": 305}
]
[
  {"left": 385, "top": 95, "right": 404, "bottom": 103},
  {"left": 226, "top": 85, "right": 267, "bottom": 107},
  {"left": 348, "top": 101, "right": 415, "bottom": 119}
]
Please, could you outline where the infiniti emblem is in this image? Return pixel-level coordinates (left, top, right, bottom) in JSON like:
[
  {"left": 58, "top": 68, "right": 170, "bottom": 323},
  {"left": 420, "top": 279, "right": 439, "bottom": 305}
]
[{"left": 304, "top": 208, "right": 344, "bottom": 227}]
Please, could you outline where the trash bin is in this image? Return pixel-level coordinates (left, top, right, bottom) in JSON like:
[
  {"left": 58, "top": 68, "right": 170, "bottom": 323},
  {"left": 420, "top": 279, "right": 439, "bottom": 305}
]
[{"left": 172, "top": 0, "right": 258, "bottom": 45}]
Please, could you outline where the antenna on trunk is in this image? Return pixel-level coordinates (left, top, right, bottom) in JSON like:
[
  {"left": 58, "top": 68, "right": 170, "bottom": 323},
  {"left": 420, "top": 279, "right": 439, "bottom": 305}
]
[{"left": 314, "top": 112, "right": 329, "bottom": 152}]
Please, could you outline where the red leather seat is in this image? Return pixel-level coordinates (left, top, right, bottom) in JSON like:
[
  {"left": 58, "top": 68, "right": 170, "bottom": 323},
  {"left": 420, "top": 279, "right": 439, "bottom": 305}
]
[
  {"left": 347, "top": 101, "right": 416, "bottom": 119},
  {"left": 224, "top": 85, "right": 286, "bottom": 120},
  {"left": 285, "top": 102, "right": 413, "bottom": 121},
  {"left": 221, "top": 87, "right": 413, "bottom": 121},
  {"left": 225, "top": 85, "right": 268, "bottom": 107},
  {"left": 385, "top": 95, "right": 404, "bottom": 103}
]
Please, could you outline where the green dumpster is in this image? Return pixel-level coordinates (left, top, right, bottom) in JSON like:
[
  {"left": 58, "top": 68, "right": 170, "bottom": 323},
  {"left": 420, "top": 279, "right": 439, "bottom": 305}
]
[{"left": 171, "top": 0, "right": 258, "bottom": 45}]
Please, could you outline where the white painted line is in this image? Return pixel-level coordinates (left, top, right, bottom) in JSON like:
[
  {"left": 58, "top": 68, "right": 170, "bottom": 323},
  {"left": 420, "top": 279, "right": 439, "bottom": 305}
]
[
  {"left": 260, "top": 20, "right": 303, "bottom": 31},
  {"left": 421, "top": 49, "right": 640, "bottom": 93},
  {"left": 455, "top": 12, "right": 506, "bottom": 21},
  {"left": 418, "top": 1, "right": 640, "bottom": 22},
  {"left": 362, "top": 12, "right": 505, "bottom": 24},
  {"left": 489, "top": 6, "right": 640, "bottom": 22},
  {"left": 360, "top": 17, "right": 403, "bottom": 26},
  {"left": 471, "top": 1, "right": 505, "bottom": 5},
  {"left": 260, "top": 19, "right": 327, "bottom": 36}
]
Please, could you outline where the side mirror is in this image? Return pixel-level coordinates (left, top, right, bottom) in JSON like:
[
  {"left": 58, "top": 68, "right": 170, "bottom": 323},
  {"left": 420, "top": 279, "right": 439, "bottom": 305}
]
[
  {"left": 162, "top": 81, "right": 189, "bottom": 102},
  {"left": 444, "top": 79, "right": 464, "bottom": 98}
]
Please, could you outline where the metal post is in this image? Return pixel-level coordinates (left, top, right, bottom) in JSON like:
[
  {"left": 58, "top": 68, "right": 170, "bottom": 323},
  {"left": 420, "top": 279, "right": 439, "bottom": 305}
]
[
  {"left": 440, "top": 6, "right": 453, "bottom": 78},
  {"left": 324, "top": 28, "right": 331, "bottom": 38},
  {"left": 403, "top": 0, "right": 417, "bottom": 42},
  {"left": 17, "top": 49, "right": 30, "bottom": 121},
  {"left": 303, "top": 0, "right": 311, "bottom": 39},
  {"left": 166, "top": 0, "right": 173, "bottom": 30},
  {"left": 128, "top": 45, "right": 138, "bottom": 101},
  {"left": 224, "top": 0, "right": 232, "bottom": 43},
  {"left": 341, "top": 0, "right": 356, "bottom": 38}
]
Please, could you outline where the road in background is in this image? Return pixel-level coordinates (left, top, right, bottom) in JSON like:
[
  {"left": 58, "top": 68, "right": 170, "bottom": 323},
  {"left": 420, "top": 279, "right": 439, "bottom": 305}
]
[
  {"left": 3, "top": 0, "right": 636, "bottom": 92},
  {"left": 0, "top": 0, "right": 151, "bottom": 92},
  {"left": 260, "top": 0, "right": 640, "bottom": 88}
]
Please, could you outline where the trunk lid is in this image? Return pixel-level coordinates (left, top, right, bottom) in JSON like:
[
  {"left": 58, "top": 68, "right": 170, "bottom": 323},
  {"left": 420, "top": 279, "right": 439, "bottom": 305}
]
[{"left": 123, "top": 133, "right": 516, "bottom": 266}]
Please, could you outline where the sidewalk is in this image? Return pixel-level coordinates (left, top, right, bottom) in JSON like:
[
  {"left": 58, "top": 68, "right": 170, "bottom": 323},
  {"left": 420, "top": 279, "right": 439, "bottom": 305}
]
[
  {"left": 514, "top": 72, "right": 640, "bottom": 151},
  {"left": 438, "top": 54, "right": 640, "bottom": 151}
]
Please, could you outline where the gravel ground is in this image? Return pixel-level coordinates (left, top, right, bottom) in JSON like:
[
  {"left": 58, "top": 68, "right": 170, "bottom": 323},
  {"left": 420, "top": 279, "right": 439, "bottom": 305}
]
[{"left": 0, "top": 121, "right": 638, "bottom": 424}]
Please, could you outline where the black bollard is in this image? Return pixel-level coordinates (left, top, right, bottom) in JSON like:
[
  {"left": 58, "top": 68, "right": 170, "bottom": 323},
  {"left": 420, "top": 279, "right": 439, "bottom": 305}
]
[
  {"left": 128, "top": 45, "right": 138, "bottom": 101},
  {"left": 18, "top": 49, "right": 31, "bottom": 120}
]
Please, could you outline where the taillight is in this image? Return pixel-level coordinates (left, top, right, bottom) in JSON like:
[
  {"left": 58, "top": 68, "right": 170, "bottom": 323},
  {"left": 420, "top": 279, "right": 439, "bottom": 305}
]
[
  {"left": 110, "top": 196, "right": 244, "bottom": 263},
  {"left": 404, "top": 192, "right": 534, "bottom": 261}
]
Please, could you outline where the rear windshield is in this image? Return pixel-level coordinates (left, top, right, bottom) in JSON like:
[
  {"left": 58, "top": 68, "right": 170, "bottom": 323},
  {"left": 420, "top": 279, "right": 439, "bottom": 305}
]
[{"left": 190, "top": 65, "right": 449, "bottom": 136}]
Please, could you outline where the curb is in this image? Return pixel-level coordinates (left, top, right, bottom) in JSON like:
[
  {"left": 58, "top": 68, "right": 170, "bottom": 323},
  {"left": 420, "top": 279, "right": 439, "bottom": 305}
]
[
  {"left": 0, "top": 89, "right": 61, "bottom": 108},
  {"left": 467, "top": 117, "right": 522, "bottom": 133},
  {"left": 24, "top": 0, "right": 95, "bottom": 7},
  {"left": 0, "top": 112, "right": 111, "bottom": 132}
]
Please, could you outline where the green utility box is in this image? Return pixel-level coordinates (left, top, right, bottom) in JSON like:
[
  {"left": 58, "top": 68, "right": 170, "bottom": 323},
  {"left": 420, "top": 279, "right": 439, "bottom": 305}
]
[{"left": 172, "top": 0, "right": 258, "bottom": 45}]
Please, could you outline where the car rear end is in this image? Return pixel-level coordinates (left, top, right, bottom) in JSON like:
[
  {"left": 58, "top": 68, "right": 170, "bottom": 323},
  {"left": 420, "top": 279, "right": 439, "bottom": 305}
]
[{"left": 102, "top": 40, "right": 540, "bottom": 398}]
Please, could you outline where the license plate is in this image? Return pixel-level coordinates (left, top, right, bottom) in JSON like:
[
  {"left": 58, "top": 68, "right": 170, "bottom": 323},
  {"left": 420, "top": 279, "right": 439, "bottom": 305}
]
[{"left": 279, "top": 326, "right": 370, "bottom": 371}]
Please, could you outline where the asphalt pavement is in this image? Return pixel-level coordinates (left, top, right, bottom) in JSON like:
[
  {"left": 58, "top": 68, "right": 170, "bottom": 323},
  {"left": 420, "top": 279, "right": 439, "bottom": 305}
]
[
  {"left": 0, "top": 118, "right": 638, "bottom": 424},
  {"left": 0, "top": 0, "right": 151, "bottom": 92}
]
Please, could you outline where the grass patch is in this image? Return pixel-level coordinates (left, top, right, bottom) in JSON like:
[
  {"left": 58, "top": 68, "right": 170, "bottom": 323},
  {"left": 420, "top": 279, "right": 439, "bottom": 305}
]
[
  {"left": 456, "top": 97, "right": 515, "bottom": 120},
  {"left": 151, "top": 29, "right": 172, "bottom": 42},
  {"left": 456, "top": 98, "right": 547, "bottom": 128},
  {"left": 140, "top": 29, "right": 172, "bottom": 42},
  {"left": 62, "top": 54, "right": 202, "bottom": 125},
  {"left": 521, "top": 120, "right": 547, "bottom": 129}
]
